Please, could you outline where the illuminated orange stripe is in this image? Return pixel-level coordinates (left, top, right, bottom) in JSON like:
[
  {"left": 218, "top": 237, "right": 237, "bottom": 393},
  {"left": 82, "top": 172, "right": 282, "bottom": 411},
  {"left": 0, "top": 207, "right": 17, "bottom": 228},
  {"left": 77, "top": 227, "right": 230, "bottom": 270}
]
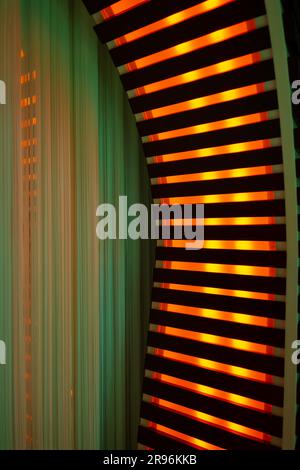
[
  {"left": 153, "top": 165, "right": 280, "bottom": 185},
  {"left": 151, "top": 324, "right": 275, "bottom": 355},
  {"left": 101, "top": 0, "right": 149, "bottom": 19},
  {"left": 125, "top": 19, "right": 258, "bottom": 71},
  {"left": 145, "top": 421, "right": 223, "bottom": 450},
  {"left": 133, "top": 50, "right": 271, "bottom": 95},
  {"left": 146, "top": 111, "right": 276, "bottom": 141},
  {"left": 161, "top": 240, "right": 284, "bottom": 251},
  {"left": 155, "top": 302, "right": 279, "bottom": 328},
  {"left": 156, "top": 190, "right": 281, "bottom": 205},
  {"left": 156, "top": 260, "right": 281, "bottom": 277},
  {"left": 148, "top": 371, "right": 273, "bottom": 413},
  {"left": 141, "top": 82, "right": 271, "bottom": 120},
  {"left": 151, "top": 348, "right": 275, "bottom": 383},
  {"left": 147, "top": 396, "right": 271, "bottom": 443},
  {"left": 163, "top": 216, "right": 282, "bottom": 226},
  {"left": 149, "top": 138, "right": 280, "bottom": 164},
  {"left": 113, "top": 0, "right": 235, "bottom": 46},
  {"left": 155, "top": 282, "right": 280, "bottom": 302}
]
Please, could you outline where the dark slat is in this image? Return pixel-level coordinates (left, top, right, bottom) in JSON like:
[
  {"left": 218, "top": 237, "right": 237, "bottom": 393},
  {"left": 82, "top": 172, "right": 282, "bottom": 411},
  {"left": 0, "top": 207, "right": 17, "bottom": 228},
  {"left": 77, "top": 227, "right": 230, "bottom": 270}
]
[
  {"left": 149, "top": 309, "right": 285, "bottom": 347},
  {"left": 95, "top": 0, "right": 204, "bottom": 43},
  {"left": 148, "top": 147, "right": 283, "bottom": 178},
  {"left": 140, "top": 401, "right": 278, "bottom": 450},
  {"left": 138, "top": 425, "right": 191, "bottom": 449},
  {"left": 144, "top": 121, "right": 281, "bottom": 157},
  {"left": 154, "top": 225, "right": 286, "bottom": 241},
  {"left": 111, "top": 0, "right": 266, "bottom": 66},
  {"left": 145, "top": 353, "right": 284, "bottom": 407},
  {"left": 130, "top": 60, "right": 275, "bottom": 113},
  {"left": 149, "top": 200, "right": 285, "bottom": 218},
  {"left": 138, "top": 91, "right": 278, "bottom": 136},
  {"left": 143, "top": 377, "right": 283, "bottom": 437},
  {"left": 151, "top": 288, "right": 285, "bottom": 320},
  {"left": 151, "top": 173, "right": 283, "bottom": 198},
  {"left": 155, "top": 247, "right": 286, "bottom": 268},
  {"left": 147, "top": 332, "right": 284, "bottom": 376},
  {"left": 153, "top": 268, "right": 286, "bottom": 295},
  {"left": 121, "top": 28, "right": 270, "bottom": 90}
]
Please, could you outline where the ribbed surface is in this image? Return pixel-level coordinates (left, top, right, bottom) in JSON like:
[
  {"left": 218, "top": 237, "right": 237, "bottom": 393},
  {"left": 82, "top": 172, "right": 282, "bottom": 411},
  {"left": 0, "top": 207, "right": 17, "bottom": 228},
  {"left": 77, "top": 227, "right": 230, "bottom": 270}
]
[{"left": 83, "top": 0, "right": 289, "bottom": 449}]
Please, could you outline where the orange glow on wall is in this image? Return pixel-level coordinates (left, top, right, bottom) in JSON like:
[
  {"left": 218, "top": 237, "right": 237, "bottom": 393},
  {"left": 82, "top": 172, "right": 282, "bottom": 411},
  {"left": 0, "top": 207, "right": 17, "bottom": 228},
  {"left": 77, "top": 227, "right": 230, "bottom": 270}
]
[{"left": 113, "top": 0, "right": 236, "bottom": 47}]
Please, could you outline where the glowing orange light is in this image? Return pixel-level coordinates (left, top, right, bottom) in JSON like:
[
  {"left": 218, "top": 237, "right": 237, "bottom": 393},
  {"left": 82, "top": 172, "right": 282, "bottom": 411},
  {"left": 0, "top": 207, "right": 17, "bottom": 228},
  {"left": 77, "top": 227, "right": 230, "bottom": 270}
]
[
  {"left": 161, "top": 240, "right": 284, "bottom": 251},
  {"left": 148, "top": 372, "right": 273, "bottom": 413},
  {"left": 156, "top": 260, "right": 280, "bottom": 277},
  {"left": 151, "top": 349, "right": 276, "bottom": 383},
  {"left": 113, "top": 0, "right": 235, "bottom": 46},
  {"left": 151, "top": 324, "right": 275, "bottom": 356},
  {"left": 146, "top": 111, "right": 275, "bottom": 141},
  {"left": 125, "top": 19, "right": 258, "bottom": 71},
  {"left": 101, "top": 0, "right": 149, "bottom": 19},
  {"left": 145, "top": 421, "right": 223, "bottom": 450},
  {"left": 156, "top": 190, "right": 281, "bottom": 205},
  {"left": 155, "top": 282, "right": 280, "bottom": 302},
  {"left": 149, "top": 138, "right": 279, "bottom": 164},
  {"left": 155, "top": 302, "right": 281, "bottom": 329},
  {"left": 152, "top": 165, "right": 279, "bottom": 185},
  {"left": 147, "top": 396, "right": 271, "bottom": 443},
  {"left": 133, "top": 51, "right": 271, "bottom": 95},
  {"left": 162, "top": 216, "right": 281, "bottom": 226},
  {"left": 141, "top": 82, "right": 271, "bottom": 120}
]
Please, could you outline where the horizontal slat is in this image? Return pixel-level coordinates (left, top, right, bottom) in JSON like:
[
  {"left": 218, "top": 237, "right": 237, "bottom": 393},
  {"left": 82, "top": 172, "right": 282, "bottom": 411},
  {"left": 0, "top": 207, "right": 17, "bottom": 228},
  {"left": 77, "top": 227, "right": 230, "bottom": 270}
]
[
  {"left": 95, "top": 0, "right": 204, "bottom": 43},
  {"left": 140, "top": 401, "right": 278, "bottom": 449},
  {"left": 138, "top": 91, "right": 278, "bottom": 136},
  {"left": 155, "top": 247, "right": 286, "bottom": 267},
  {"left": 121, "top": 28, "right": 270, "bottom": 90},
  {"left": 147, "top": 147, "right": 283, "bottom": 177},
  {"left": 149, "top": 200, "right": 285, "bottom": 218},
  {"left": 110, "top": 0, "right": 266, "bottom": 66},
  {"left": 151, "top": 172, "right": 283, "bottom": 196},
  {"left": 154, "top": 268, "right": 286, "bottom": 295},
  {"left": 147, "top": 332, "right": 284, "bottom": 376},
  {"left": 130, "top": 60, "right": 275, "bottom": 112},
  {"left": 145, "top": 354, "right": 284, "bottom": 406},
  {"left": 151, "top": 288, "right": 285, "bottom": 320},
  {"left": 144, "top": 121, "right": 281, "bottom": 157},
  {"left": 143, "top": 377, "right": 283, "bottom": 436},
  {"left": 149, "top": 309, "right": 285, "bottom": 347},
  {"left": 138, "top": 425, "right": 192, "bottom": 449}
]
